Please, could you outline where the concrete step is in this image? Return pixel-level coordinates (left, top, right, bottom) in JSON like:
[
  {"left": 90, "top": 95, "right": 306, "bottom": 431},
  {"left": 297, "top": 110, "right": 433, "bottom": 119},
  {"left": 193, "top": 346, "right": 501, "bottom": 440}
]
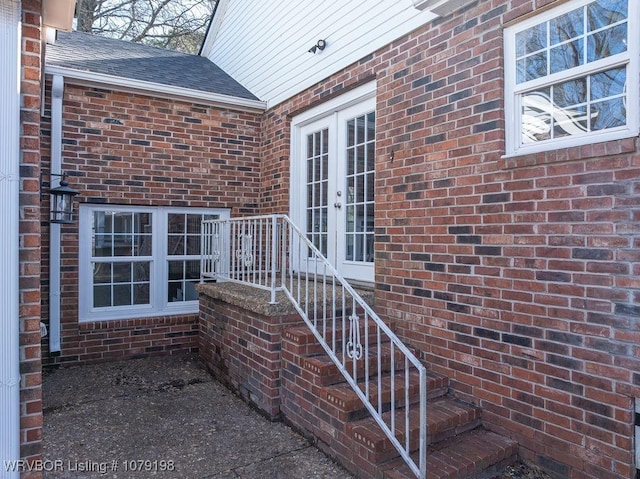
[{"left": 381, "top": 428, "right": 518, "bottom": 479}]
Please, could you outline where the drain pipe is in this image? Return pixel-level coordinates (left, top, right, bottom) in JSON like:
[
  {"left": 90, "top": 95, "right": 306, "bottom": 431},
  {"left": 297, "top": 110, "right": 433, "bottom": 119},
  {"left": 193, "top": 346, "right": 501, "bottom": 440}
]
[
  {"left": 0, "top": 0, "right": 22, "bottom": 475},
  {"left": 49, "top": 74, "right": 64, "bottom": 355}
]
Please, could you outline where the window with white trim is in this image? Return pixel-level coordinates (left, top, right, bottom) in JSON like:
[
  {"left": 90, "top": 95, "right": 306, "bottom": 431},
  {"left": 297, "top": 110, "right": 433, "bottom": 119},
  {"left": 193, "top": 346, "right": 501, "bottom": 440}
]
[
  {"left": 79, "top": 205, "right": 229, "bottom": 322},
  {"left": 504, "top": 0, "right": 639, "bottom": 156}
]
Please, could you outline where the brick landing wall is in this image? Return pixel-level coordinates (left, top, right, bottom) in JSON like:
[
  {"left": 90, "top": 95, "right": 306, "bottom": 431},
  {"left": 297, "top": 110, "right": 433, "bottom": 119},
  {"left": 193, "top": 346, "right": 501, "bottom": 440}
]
[{"left": 198, "top": 283, "right": 303, "bottom": 419}]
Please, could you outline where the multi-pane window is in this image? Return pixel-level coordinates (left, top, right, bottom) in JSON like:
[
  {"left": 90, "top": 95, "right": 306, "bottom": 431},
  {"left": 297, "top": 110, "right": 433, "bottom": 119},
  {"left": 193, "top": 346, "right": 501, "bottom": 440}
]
[
  {"left": 505, "top": 0, "right": 638, "bottom": 155},
  {"left": 79, "top": 205, "right": 229, "bottom": 322},
  {"left": 167, "top": 213, "right": 213, "bottom": 302},
  {"left": 345, "top": 112, "right": 375, "bottom": 263},
  {"left": 92, "top": 211, "right": 152, "bottom": 308},
  {"left": 306, "top": 128, "right": 329, "bottom": 256}
]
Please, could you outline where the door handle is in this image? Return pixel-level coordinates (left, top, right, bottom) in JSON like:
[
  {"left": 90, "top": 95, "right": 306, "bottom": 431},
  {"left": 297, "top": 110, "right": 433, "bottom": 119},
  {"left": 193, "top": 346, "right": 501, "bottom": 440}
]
[{"left": 334, "top": 202, "right": 342, "bottom": 209}]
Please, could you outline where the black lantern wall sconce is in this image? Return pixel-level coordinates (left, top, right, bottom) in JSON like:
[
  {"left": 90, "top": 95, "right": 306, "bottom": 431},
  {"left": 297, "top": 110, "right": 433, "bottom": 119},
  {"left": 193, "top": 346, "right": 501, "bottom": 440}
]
[{"left": 45, "top": 172, "right": 79, "bottom": 224}]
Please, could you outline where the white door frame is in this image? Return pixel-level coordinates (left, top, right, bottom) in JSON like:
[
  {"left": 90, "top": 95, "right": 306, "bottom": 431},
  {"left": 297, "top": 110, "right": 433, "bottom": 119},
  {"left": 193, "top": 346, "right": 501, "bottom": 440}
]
[{"left": 290, "top": 81, "right": 376, "bottom": 283}]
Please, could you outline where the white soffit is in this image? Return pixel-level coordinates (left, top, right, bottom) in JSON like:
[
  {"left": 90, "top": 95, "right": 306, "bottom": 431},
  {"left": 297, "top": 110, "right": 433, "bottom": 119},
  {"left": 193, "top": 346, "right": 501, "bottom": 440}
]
[{"left": 43, "top": 0, "right": 76, "bottom": 31}]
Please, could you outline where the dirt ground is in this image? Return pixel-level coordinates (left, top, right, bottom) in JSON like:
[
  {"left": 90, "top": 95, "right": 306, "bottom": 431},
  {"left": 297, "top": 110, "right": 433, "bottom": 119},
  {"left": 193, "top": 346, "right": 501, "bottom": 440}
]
[{"left": 490, "top": 462, "right": 553, "bottom": 479}]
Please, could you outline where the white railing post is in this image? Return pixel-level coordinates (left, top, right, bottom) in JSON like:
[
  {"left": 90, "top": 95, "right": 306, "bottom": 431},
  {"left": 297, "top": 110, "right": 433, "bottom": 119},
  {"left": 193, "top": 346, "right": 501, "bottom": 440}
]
[{"left": 269, "top": 215, "right": 278, "bottom": 304}]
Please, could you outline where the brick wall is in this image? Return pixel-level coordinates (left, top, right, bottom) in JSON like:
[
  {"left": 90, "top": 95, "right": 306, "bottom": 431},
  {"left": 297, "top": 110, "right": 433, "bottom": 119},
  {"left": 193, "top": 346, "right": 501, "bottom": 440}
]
[
  {"left": 257, "top": 1, "right": 640, "bottom": 478},
  {"left": 34, "top": 1, "right": 640, "bottom": 477},
  {"left": 198, "top": 283, "right": 303, "bottom": 418},
  {"left": 20, "top": 0, "right": 44, "bottom": 474},
  {"left": 40, "top": 83, "right": 262, "bottom": 365}
]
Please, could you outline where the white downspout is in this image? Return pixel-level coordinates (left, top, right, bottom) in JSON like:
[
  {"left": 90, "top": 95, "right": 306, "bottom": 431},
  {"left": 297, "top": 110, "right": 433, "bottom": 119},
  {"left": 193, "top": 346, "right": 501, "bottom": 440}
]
[
  {"left": 0, "top": 0, "right": 23, "bottom": 475},
  {"left": 49, "top": 74, "right": 64, "bottom": 355}
]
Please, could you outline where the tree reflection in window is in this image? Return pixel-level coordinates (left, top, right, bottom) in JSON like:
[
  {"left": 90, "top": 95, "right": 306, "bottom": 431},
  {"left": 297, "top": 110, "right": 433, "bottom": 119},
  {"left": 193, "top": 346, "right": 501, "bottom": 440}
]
[{"left": 517, "top": 1, "right": 629, "bottom": 144}]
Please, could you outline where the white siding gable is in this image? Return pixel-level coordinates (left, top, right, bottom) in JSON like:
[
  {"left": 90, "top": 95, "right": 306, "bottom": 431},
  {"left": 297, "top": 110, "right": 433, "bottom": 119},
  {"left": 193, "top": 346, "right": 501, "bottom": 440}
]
[{"left": 202, "top": 0, "right": 438, "bottom": 108}]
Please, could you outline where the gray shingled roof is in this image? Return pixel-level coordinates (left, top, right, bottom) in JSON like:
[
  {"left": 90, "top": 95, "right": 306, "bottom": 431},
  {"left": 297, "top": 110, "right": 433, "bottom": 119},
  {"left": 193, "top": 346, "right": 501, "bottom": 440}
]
[{"left": 46, "top": 31, "right": 258, "bottom": 100}]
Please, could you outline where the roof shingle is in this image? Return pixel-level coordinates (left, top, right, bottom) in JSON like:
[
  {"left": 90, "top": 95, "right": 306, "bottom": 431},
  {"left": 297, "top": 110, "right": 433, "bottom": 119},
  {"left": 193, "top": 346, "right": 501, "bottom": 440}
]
[{"left": 46, "top": 31, "right": 258, "bottom": 100}]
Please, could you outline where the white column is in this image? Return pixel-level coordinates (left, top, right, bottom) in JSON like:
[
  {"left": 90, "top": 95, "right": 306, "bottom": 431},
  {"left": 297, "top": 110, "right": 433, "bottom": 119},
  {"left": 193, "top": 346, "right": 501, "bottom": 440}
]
[{"left": 0, "top": 0, "right": 23, "bottom": 476}]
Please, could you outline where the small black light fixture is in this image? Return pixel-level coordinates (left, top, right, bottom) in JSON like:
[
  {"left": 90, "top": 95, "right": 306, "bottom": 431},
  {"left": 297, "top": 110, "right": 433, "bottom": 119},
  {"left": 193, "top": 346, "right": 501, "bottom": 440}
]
[
  {"left": 48, "top": 172, "right": 79, "bottom": 224},
  {"left": 308, "top": 39, "right": 327, "bottom": 54}
]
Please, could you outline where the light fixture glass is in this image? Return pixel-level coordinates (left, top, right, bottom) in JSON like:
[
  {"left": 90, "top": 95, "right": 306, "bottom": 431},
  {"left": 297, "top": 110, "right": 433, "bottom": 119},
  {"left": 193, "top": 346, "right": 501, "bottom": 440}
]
[{"left": 49, "top": 174, "right": 79, "bottom": 224}]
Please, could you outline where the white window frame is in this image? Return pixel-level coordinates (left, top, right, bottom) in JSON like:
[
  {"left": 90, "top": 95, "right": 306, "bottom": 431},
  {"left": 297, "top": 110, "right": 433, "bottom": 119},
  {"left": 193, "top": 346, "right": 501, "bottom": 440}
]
[
  {"left": 79, "top": 204, "right": 230, "bottom": 322},
  {"left": 504, "top": 0, "right": 639, "bottom": 156}
]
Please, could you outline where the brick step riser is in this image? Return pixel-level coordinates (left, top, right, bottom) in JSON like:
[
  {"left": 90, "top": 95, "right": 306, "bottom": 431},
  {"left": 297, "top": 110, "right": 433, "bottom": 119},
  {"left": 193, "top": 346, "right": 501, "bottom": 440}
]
[
  {"left": 316, "top": 381, "right": 454, "bottom": 431},
  {"left": 349, "top": 417, "right": 483, "bottom": 464},
  {"left": 318, "top": 394, "right": 420, "bottom": 424},
  {"left": 282, "top": 318, "right": 395, "bottom": 345},
  {"left": 381, "top": 429, "right": 519, "bottom": 479},
  {"left": 283, "top": 338, "right": 384, "bottom": 357},
  {"left": 281, "top": 348, "right": 518, "bottom": 479},
  {"left": 324, "top": 389, "right": 421, "bottom": 420},
  {"left": 334, "top": 394, "right": 483, "bottom": 463},
  {"left": 302, "top": 349, "right": 419, "bottom": 387},
  {"left": 283, "top": 350, "right": 449, "bottom": 414}
]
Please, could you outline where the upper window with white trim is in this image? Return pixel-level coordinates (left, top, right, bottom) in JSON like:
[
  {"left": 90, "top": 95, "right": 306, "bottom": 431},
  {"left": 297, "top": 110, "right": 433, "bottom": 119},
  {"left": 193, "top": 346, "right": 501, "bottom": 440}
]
[
  {"left": 504, "top": 0, "right": 639, "bottom": 156},
  {"left": 79, "top": 205, "right": 229, "bottom": 322}
]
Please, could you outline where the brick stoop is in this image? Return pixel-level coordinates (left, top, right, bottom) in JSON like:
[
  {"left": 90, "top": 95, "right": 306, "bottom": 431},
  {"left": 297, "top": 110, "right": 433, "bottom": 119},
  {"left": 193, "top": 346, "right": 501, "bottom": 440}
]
[
  {"left": 382, "top": 428, "right": 518, "bottom": 479},
  {"left": 280, "top": 325, "right": 518, "bottom": 479}
]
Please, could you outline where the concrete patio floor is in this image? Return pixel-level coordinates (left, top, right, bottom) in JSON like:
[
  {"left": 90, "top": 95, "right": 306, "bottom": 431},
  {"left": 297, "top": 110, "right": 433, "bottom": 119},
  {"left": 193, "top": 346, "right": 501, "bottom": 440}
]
[{"left": 42, "top": 354, "right": 354, "bottom": 479}]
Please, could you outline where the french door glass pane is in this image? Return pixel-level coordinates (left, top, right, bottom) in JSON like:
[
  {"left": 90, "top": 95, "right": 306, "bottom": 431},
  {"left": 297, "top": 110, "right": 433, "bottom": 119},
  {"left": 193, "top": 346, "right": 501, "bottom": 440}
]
[
  {"left": 306, "top": 128, "right": 329, "bottom": 256},
  {"left": 345, "top": 112, "right": 375, "bottom": 263}
]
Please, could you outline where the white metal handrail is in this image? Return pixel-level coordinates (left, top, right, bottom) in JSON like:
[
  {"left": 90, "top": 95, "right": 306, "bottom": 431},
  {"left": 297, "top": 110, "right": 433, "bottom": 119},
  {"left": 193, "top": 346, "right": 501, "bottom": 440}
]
[{"left": 201, "top": 214, "right": 427, "bottom": 479}]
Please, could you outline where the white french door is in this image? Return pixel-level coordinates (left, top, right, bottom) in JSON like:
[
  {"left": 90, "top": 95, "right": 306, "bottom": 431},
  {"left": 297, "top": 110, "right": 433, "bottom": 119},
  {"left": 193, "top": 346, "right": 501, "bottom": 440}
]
[{"left": 292, "top": 90, "right": 376, "bottom": 283}]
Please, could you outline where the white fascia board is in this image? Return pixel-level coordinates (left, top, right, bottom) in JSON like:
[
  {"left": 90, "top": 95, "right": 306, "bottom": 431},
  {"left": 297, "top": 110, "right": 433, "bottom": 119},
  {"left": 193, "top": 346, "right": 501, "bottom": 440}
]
[
  {"left": 413, "top": 0, "right": 473, "bottom": 16},
  {"left": 45, "top": 64, "right": 267, "bottom": 113},
  {"left": 200, "top": 0, "right": 230, "bottom": 58}
]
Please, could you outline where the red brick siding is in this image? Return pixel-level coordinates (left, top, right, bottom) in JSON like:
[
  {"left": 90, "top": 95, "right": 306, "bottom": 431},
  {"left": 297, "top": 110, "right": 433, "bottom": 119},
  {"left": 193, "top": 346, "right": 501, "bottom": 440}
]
[
  {"left": 40, "top": 84, "right": 262, "bottom": 365},
  {"left": 20, "top": 0, "right": 44, "bottom": 474},
  {"left": 257, "top": 2, "right": 640, "bottom": 478},
  {"left": 199, "top": 291, "right": 303, "bottom": 418},
  {"left": 33, "top": 1, "right": 639, "bottom": 477},
  {"left": 71, "top": 316, "right": 199, "bottom": 364}
]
